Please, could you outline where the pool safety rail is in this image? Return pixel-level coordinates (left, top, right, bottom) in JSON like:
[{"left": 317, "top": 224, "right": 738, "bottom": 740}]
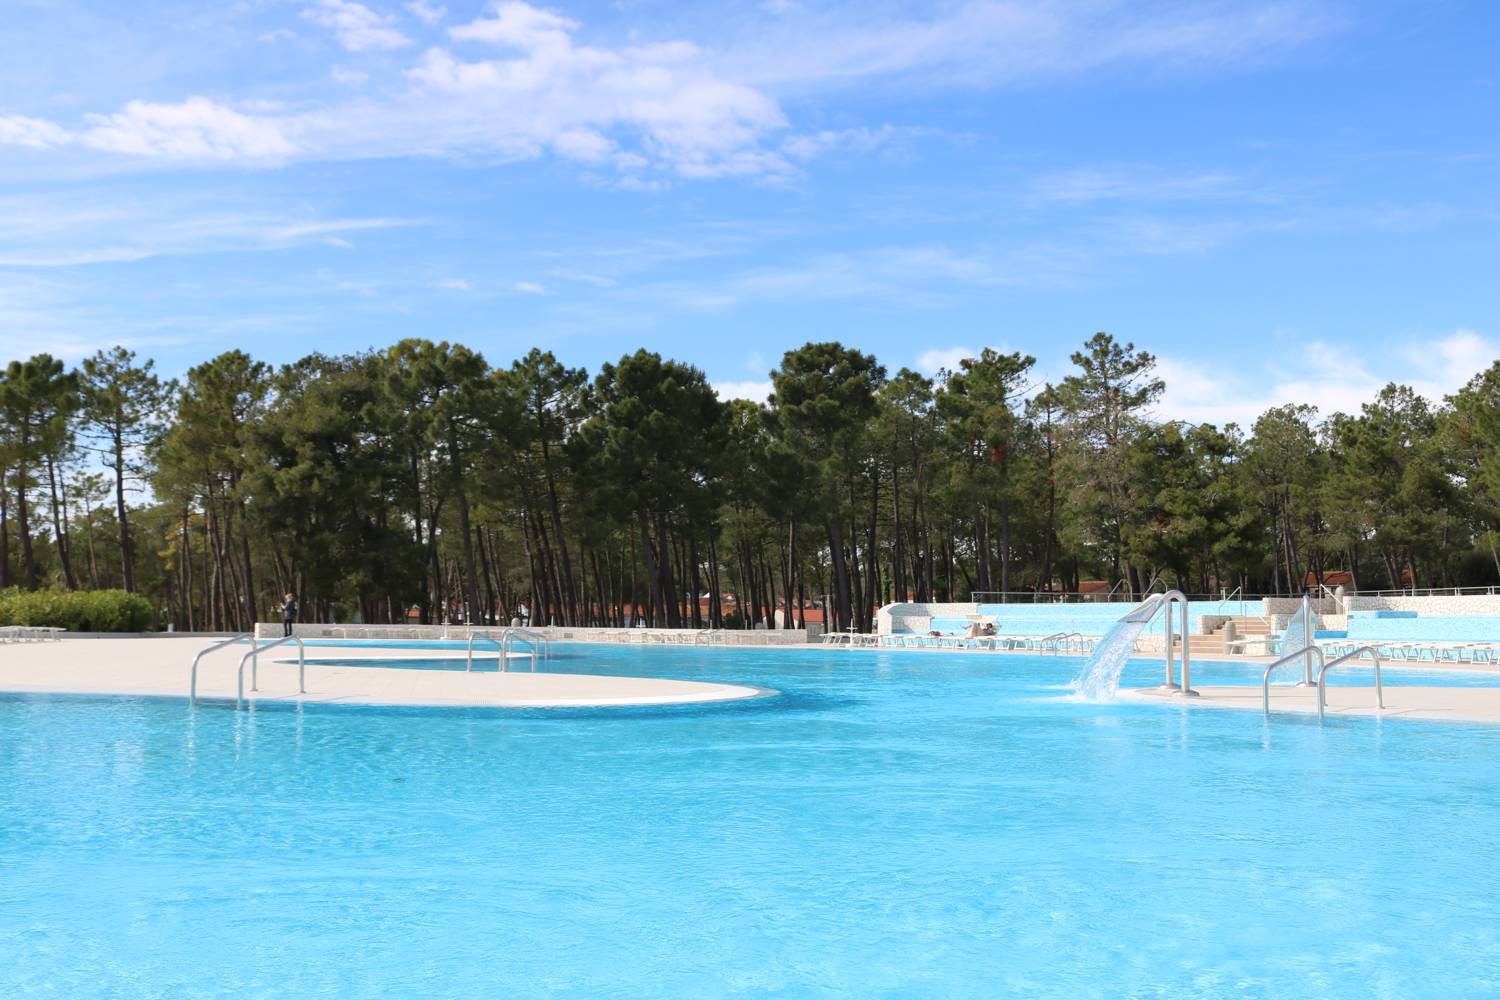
[
  {"left": 1317, "top": 647, "right": 1385, "bottom": 721},
  {"left": 503, "top": 628, "right": 548, "bottom": 671},
  {"left": 189, "top": 633, "right": 253, "bottom": 705},
  {"left": 1261, "top": 646, "right": 1327, "bottom": 716},
  {"left": 1039, "top": 631, "right": 1083, "bottom": 654},
  {"left": 237, "top": 635, "right": 305, "bottom": 709},
  {"left": 466, "top": 627, "right": 550, "bottom": 672}
]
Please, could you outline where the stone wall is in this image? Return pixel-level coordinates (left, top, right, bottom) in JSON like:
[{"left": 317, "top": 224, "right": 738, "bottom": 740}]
[
  {"left": 257, "top": 622, "right": 821, "bottom": 645},
  {"left": 1346, "top": 594, "right": 1500, "bottom": 616}
]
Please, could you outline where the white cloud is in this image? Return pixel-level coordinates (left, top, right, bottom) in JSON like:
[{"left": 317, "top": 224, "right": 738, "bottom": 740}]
[
  {"left": 513, "top": 280, "right": 546, "bottom": 294},
  {"left": 0, "top": 114, "right": 71, "bottom": 149},
  {"left": 1031, "top": 168, "right": 1245, "bottom": 204},
  {"left": 80, "top": 97, "right": 297, "bottom": 161},
  {"left": 782, "top": 125, "right": 897, "bottom": 161},
  {"left": 405, "top": 0, "right": 447, "bottom": 25},
  {"left": 450, "top": 2, "right": 576, "bottom": 48},
  {"left": 917, "top": 346, "right": 976, "bottom": 375},
  {"left": 0, "top": 1, "right": 1333, "bottom": 184},
  {"left": 1407, "top": 328, "right": 1496, "bottom": 390},
  {"left": 0, "top": 193, "right": 411, "bottom": 268},
  {"left": 713, "top": 379, "right": 773, "bottom": 402},
  {"left": 331, "top": 66, "right": 370, "bottom": 86},
  {"left": 551, "top": 127, "right": 613, "bottom": 163},
  {"left": 1152, "top": 330, "right": 1500, "bottom": 427},
  {"left": 549, "top": 268, "right": 617, "bottom": 288},
  {"left": 404, "top": 3, "right": 790, "bottom": 179},
  {"left": 323, "top": 236, "right": 355, "bottom": 249},
  {"left": 434, "top": 277, "right": 470, "bottom": 290},
  {"left": 303, "top": 0, "right": 411, "bottom": 52},
  {"left": 730, "top": 0, "right": 1333, "bottom": 89}
]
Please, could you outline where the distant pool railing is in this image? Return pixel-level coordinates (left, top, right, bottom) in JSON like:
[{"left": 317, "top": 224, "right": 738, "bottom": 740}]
[{"left": 465, "top": 627, "right": 549, "bottom": 672}]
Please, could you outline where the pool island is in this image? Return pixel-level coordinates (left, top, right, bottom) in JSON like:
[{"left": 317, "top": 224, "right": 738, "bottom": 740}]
[{"left": 0, "top": 637, "right": 766, "bottom": 709}]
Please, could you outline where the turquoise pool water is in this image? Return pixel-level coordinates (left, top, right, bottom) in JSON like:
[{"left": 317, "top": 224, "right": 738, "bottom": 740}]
[{"left": 4, "top": 645, "right": 1500, "bottom": 997}]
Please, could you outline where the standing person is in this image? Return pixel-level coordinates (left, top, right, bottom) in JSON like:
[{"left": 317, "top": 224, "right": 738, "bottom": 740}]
[{"left": 280, "top": 592, "right": 298, "bottom": 637}]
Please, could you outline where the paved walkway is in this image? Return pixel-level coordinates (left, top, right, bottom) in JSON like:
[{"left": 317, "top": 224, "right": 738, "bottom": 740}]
[
  {"left": 1126, "top": 683, "right": 1500, "bottom": 724},
  {"left": 0, "top": 638, "right": 764, "bottom": 709}
]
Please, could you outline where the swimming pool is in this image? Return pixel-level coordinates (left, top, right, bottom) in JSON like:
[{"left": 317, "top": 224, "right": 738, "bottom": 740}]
[{"left": 3, "top": 645, "right": 1499, "bottom": 997}]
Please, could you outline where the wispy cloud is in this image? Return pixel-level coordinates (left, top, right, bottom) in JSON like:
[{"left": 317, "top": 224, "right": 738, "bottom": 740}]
[
  {"left": 712, "top": 379, "right": 773, "bottom": 402},
  {"left": 405, "top": 0, "right": 446, "bottom": 25},
  {"left": 0, "top": 98, "right": 297, "bottom": 163},
  {"left": 730, "top": 0, "right": 1335, "bottom": 90},
  {"left": 1031, "top": 168, "right": 1247, "bottom": 204},
  {"left": 916, "top": 346, "right": 977, "bottom": 375},
  {"left": 1153, "top": 329, "right": 1500, "bottom": 427},
  {"left": 302, "top": 0, "right": 411, "bottom": 52},
  {"left": 0, "top": 193, "right": 413, "bottom": 267},
  {"left": 0, "top": 1, "right": 1337, "bottom": 184}
]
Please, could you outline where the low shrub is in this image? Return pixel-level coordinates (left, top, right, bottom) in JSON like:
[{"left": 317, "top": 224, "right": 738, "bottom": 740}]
[{"left": 0, "top": 588, "right": 155, "bottom": 633}]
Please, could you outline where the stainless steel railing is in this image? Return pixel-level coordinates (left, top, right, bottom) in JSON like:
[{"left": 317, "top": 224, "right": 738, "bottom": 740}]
[
  {"left": 1261, "top": 646, "right": 1326, "bottom": 716},
  {"left": 466, "top": 630, "right": 502, "bottom": 672},
  {"left": 236, "top": 635, "right": 305, "bottom": 709},
  {"left": 188, "top": 633, "right": 253, "bottom": 705},
  {"left": 502, "top": 627, "right": 547, "bottom": 672},
  {"left": 1317, "top": 647, "right": 1384, "bottom": 721}
]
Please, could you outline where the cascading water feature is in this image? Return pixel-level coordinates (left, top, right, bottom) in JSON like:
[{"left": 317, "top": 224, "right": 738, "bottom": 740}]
[
  {"left": 1272, "top": 595, "right": 1316, "bottom": 685},
  {"left": 1072, "top": 591, "right": 1196, "bottom": 701},
  {"left": 1072, "top": 615, "right": 1156, "bottom": 701}
]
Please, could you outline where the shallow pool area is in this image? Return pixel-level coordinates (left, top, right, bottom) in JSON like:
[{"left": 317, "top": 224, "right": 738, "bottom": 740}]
[{"left": 4, "top": 645, "right": 1500, "bottom": 997}]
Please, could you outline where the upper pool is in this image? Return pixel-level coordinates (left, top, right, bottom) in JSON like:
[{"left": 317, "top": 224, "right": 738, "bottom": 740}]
[{"left": 3, "top": 645, "right": 1499, "bottom": 997}]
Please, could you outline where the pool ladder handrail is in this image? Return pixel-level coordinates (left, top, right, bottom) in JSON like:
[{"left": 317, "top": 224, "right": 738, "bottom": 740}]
[
  {"left": 466, "top": 629, "right": 503, "bottom": 672},
  {"left": 236, "top": 635, "right": 305, "bottom": 709},
  {"left": 189, "top": 633, "right": 254, "bottom": 705},
  {"left": 1316, "top": 646, "right": 1385, "bottom": 721},
  {"left": 502, "top": 627, "right": 547, "bottom": 672},
  {"left": 1038, "top": 630, "right": 1081, "bottom": 654},
  {"left": 1261, "top": 646, "right": 1326, "bottom": 716}
]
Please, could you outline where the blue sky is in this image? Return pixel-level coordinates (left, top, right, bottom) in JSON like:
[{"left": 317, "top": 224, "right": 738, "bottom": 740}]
[{"left": 1, "top": 0, "right": 1497, "bottom": 425}]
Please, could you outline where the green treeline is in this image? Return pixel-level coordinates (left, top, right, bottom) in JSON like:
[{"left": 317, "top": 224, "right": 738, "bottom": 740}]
[{"left": 1, "top": 333, "right": 1497, "bottom": 632}]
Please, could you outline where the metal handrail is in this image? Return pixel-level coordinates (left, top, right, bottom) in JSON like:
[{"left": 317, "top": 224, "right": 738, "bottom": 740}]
[
  {"left": 236, "top": 635, "right": 305, "bottom": 709},
  {"left": 188, "top": 633, "right": 254, "bottom": 705},
  {"left": 466, "top": 629, "right": 502, "bottom": 672},
  {"left": 500, "top": 627, "right": 547, "bottom": 672},
  {"left": 1317, "top": 647, "right": 1384, "bottom": 720},
  {"left": 1038, "top": 630, "right": 1081, "bottom": 654},
  {"left": 1261, "top": 646, "right": 1326, "bottom": 716}
]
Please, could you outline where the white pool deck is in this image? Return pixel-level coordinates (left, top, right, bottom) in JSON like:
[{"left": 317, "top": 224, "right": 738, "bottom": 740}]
[
  {"left": 0, "top": 638, "right": 764, "bottom": 709},
  {"left": 1125, "top": 682, "right": 1500, "bottom": 724}
]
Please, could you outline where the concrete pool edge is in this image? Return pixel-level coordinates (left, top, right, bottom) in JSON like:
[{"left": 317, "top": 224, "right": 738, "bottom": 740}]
[
  {"left": 1122, "top": 684, "right": 1500, "bottom": 725},
  {"left": 0, "top": 638, "right": 770, "bottom": 711}
]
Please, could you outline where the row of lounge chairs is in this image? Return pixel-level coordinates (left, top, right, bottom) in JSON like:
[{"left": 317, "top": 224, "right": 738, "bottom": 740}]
[
  {"left": 880, "top": 632, "right": 1098, "bottom": 653},
  {"left": 0, "top": 625, "right": 67, "bottom": 642},
  {"left": 818, "top": 630, "right": 1099, "bottom": 654},
  {"left": 1316, "top": 638, "right": 1500, "bottom": 665},
  {"left": 592, "top": 628, "right": 731, "bottom": 645}
]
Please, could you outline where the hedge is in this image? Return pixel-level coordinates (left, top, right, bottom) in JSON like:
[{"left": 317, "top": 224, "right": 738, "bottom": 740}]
[{"left": 0, "top": 588, "right": 155, "bottom": 633}]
